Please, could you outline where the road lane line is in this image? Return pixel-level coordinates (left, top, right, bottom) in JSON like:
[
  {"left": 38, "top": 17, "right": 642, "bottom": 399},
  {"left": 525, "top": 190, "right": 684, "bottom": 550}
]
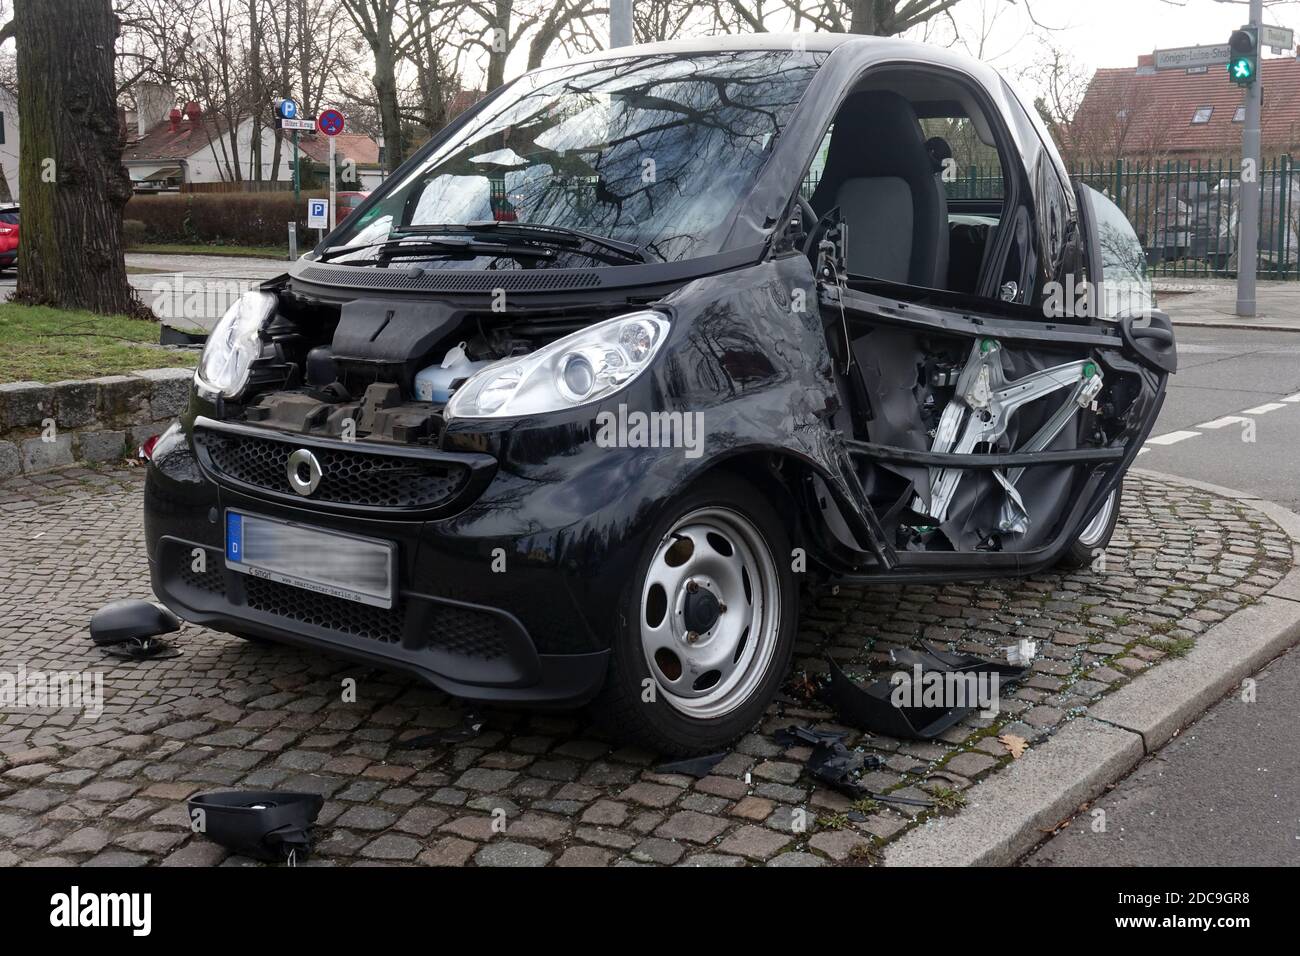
[
  {"left": 1240, "top": 402, "right": 1287, "bottom": 415},
  {"left": 1282, "top": 392, "right": 1300, "bottom": 403},
  {"left": 1198, "top": 415, "right": 1249, "bottom": 429},
  {"left": 1145, "top": 430, "right": 1202, "bottom": 446}
]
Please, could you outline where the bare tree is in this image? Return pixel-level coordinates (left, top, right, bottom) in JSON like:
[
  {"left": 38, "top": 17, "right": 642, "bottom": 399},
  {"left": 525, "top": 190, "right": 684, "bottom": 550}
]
[
  {"left": 9, "top": 0, "right": 145, "bottom": 315},
  {"left": 341, "top": 0, "right": 422, "bottom": 172}
]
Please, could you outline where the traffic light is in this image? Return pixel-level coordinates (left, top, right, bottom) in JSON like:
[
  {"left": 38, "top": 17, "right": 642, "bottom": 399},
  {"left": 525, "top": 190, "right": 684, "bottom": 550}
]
[{"left": 1229, "top": 27, "right": 1257, "bottom": 86}]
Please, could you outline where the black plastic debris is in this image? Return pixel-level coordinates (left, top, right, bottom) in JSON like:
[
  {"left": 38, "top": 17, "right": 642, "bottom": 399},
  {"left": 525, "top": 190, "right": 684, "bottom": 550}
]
[
  {"left": 653, "top": 751, "right": 727, "bottom": 779},
  {"left": 102, "top": 637, "right": 182, "bottom": 660},
  {"left": 90, "top": 599, "right": 179, "bottom": 645},
  {"left": 773, "top": 725, "right": 931, "bottom": 809},
  {"left": 823, "top": 643, "right": 1029, "bottom": 740},
  {"left": 394, "top": 711, "right": 484, "bottom": 749},
  {"left": 187, "top": 790, "right": 324, "bottom": 864}
]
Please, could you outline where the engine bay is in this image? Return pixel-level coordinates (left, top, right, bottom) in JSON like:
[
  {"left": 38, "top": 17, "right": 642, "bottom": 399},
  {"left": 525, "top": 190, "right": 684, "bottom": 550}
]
[{"left": 229, "top": 292, "right": 611, "bottom": 445}]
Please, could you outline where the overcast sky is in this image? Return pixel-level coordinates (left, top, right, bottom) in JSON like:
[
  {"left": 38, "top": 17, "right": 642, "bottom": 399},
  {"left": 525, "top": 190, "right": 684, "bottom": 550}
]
[{"left": 926, "top": 0, "right": 1300, "bottom": 83}]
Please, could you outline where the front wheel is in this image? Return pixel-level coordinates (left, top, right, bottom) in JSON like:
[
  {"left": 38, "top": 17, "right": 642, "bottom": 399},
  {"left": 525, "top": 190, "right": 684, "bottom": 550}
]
[
  {"left": 1057, "top": 483, "right": 1122, "bottom": 570},
  {"left": 592, "top": 473, "right": 798, "bottom": 756}
]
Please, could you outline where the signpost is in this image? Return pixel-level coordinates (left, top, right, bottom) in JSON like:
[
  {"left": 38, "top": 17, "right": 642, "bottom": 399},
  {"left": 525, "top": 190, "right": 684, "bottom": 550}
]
[
  {"left": 276, "top": 98, "right": 306, "bottom": 205},
  {"left": 1152, "top": 3, "right": 1285, "bottom": 318},
  {"left": 1236, "top": 4, "right": 1264, "bottom": 317},
  {"left": 1153, "top": 43, "right": 1231, "bottom": 71},
  {"left": 1261, "top": 24, "right": 1294, "bottom": 54},
  {"left": 317, "top": 108, "right": 345, "bottom": 232},
  {"left": 307, "top": 198, "right": 329, "bottom": 245}
]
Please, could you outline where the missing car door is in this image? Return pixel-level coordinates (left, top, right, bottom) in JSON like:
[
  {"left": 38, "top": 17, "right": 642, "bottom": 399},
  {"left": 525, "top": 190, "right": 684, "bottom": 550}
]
[{"left": 821, "top": 283, "right": 1166, "bottom": 569}]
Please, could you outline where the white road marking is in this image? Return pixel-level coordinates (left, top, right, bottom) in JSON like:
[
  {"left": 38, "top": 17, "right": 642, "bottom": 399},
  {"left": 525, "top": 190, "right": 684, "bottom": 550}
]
[
  {"left": 1283, "top": 392, "right": 1300, "bottom": 403},
  {"left": 1240, "top": 402, "right": 1287, "bottom": 415},
  {"left": 1197, "top": 415, "right": 1249, "bottom": 429},
  {"left": 1145, "top": 430, "right": 1202, "bottom": 446}
]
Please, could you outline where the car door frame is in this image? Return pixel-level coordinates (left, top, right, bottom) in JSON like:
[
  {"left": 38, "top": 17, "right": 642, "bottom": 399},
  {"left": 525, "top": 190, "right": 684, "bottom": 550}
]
[{"left": 807, "top": 117, "right": 1172, "bottom": 581}]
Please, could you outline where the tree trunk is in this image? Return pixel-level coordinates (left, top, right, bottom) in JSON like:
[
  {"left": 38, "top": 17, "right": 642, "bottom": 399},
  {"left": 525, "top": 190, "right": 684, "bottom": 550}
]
[
  {"left": 13, "top": 0, "right": 144, "bottom": 316},
  {"left": 248, "top": 0, "right": 263, "bottom": 180},
  {"left": 374, "top": 45, "right": 405, "bottom": 174}
]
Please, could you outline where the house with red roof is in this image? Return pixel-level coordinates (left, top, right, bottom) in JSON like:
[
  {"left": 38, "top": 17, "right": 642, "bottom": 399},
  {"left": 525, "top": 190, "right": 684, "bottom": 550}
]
[
  {"left": 1070, "top": 54, "right": 1300, "bottom": 164},
  {"left": 122, "top": 82, "right": 383, "bottom": 191}
]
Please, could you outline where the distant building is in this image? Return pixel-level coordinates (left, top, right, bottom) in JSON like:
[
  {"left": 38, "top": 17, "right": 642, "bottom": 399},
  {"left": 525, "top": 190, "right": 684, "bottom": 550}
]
[
  {"left": 1072, "top": 54, "right": 1300, "bottom": 163},
  {"left": 0, "top": 87, "right": 18, "bottom": 202},
  {"left": 121, "top": 81, "right": 383, "bottom": 191}
]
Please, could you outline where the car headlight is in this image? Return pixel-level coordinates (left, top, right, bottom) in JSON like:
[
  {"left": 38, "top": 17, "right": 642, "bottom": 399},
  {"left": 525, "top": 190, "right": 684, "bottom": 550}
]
[
  {"left": 194, "top": 291, "right": 277, "bottom": 400},
  {"left": 445, "top": 311, "right": 669, "bottom": 419}
]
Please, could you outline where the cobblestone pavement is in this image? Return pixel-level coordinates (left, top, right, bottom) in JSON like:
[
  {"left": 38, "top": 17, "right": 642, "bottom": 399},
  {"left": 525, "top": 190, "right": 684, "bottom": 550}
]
[{"left": 0, "top": 465, "right": 1291, "bottom": 867}]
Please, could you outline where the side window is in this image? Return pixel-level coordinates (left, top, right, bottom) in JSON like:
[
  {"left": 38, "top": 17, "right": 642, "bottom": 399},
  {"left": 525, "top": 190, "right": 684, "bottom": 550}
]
[
  {"left": 801, "top": 126, "right": 833, "bottom": 200},
  {"left": 1081, "top": 185, "right": 1153, "bottom": 319},
  {"left": 918, "top": 116, "right": 1003, "bottom": 200}
]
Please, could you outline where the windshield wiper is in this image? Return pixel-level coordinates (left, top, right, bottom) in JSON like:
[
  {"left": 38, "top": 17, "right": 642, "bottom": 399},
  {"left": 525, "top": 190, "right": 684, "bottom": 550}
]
[
  {"left": 317, "top": 235, "right": 555, "bottom": 265},
  {"left": 392, "top": 221, "right": 649, "bottom": 264}
]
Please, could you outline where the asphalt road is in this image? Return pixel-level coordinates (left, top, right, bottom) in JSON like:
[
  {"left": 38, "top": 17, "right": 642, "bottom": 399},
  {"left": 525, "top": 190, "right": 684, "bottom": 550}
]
[
  {"left": 1024, "top": 642, "right": 1300, "bottom": 866},
  {"left": 0, "top": 253, "right": 290, "bottom": 332},
  {"left": 1028, "top": 322, "right": 1300, "bottom": 866},
  {"left": 1137, "top": 326, "right": 1300, "bottom": 512}
]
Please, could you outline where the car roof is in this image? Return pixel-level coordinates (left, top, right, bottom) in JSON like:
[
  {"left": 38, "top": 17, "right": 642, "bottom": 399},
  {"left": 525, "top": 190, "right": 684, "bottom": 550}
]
[
  {"left": 565, "top": 31, "right": 985, "bottom": 67},
  {"left": 554, "top": 32, "right": 1008, "bottom": 101}
]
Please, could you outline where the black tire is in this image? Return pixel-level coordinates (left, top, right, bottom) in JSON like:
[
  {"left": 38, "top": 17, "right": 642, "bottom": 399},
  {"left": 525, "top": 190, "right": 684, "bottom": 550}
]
[
  {"left": 590, "top": 472, "right": 799, "bottom": 756},
  {"left": 1057, "top": 482, "right": 1122, "bottom": 570}
]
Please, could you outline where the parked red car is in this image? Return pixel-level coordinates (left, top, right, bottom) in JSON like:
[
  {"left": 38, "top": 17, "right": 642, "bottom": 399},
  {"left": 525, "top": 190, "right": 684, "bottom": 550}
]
[{"left": 0, "top": 205, "right": 18, "bottom": 272}]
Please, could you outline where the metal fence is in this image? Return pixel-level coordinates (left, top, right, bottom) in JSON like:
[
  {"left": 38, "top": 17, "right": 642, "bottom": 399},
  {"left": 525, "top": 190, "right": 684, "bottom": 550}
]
[
  {"left": 804, "top": 158, "right": 1300, "bottom": 279},
  {"left": 1073, "top": 157, "right": 1299, "bottom": 280}
]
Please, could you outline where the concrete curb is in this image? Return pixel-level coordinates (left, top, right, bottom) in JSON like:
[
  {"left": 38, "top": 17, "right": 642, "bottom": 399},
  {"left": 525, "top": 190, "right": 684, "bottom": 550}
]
[
  {"left": 884, "top": 472, "right": 1300, "bottom": 867},
  {"left": 1167, "top": 318, "right": 1300, "bottom": 334},
  {"left": 884, "top": 719, "right": 1143, "bottom": 866}
]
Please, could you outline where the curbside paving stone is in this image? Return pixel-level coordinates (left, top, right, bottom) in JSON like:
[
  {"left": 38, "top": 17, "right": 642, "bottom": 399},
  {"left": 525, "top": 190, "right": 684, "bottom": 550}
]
[
  {"left": 1088, "top": 595, "right": 1300, "bottom": 752},
  {"left": 884, "top": 470, "right": 1300, "bottom": 867},
  {"left": 2, "top": 464, "right": 1297, "bottom": 867},
  {"left": 884, "top": 719, "right": 1145, "bottom": 867}
]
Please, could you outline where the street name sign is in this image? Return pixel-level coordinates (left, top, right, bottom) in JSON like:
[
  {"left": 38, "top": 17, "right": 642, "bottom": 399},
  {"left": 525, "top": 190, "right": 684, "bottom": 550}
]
[
  {"left": 1154, "top": 43, "right": 1232, "bottom": 70},
  {"left": 1261, "top": 25, "right": 1294, "bottom": 53}
]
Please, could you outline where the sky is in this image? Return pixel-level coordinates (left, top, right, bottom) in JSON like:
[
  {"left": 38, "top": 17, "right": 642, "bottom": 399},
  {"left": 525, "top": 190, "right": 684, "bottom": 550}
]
[
  {"left": 511, "top": 1, "right": 1300, "bottom": 105},
  {"left": 901, "top": 0, "right": 1300, "bottom": 89}
]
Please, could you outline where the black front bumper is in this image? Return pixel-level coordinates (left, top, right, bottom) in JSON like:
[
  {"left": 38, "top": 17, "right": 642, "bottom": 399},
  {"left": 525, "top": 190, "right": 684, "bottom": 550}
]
[{"left": 144, "top": 421, "right": 612, "bottom": 708}]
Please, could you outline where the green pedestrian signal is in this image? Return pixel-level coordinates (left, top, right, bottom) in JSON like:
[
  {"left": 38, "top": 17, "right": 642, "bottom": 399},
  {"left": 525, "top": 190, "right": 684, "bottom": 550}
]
[{"left": 1228, "top": 27, "right": 1258, "bottom": 87}]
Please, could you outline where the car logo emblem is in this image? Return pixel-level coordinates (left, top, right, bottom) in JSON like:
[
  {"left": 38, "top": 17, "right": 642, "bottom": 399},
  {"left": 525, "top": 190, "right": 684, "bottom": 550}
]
[{"left": 286, "top": 449, "right": 322, "bottom": 496}]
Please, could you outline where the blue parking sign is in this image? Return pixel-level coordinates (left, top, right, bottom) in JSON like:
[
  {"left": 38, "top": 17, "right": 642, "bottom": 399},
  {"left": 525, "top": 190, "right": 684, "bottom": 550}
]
[{"left": 307, "top": 198, "right": 329, "bottom": 229}]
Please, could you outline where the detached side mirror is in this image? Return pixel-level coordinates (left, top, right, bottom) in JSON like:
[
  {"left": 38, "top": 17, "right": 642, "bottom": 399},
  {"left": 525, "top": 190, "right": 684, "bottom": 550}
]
[{"left": 89, "top": 599, "right": 180, "bottom": 645}]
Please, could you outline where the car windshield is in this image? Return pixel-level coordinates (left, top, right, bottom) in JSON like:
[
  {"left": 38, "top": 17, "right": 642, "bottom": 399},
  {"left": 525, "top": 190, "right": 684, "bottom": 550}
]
[{"left": 322, "top": 49, "right": 824, "bottom": 266}]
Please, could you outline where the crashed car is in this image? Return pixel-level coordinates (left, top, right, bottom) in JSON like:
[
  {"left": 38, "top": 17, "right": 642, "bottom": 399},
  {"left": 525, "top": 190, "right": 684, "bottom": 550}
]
[{"left": 143, "top": 34, "right": 1175, "bottom": 755}]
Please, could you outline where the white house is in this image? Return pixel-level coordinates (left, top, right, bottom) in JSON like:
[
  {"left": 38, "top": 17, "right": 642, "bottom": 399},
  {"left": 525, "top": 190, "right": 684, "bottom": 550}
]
[
  {"left": 0, "top": 86, "right": 19, "bottom": 202},
  {"left": 122, "top": 82, "right": 383, "bottom": 191}
]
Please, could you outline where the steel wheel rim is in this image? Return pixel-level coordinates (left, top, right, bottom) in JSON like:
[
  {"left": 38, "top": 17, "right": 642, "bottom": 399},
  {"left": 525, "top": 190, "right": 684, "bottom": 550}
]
[
  {"left": 1077, "top": 489, "right": 1118, "bottom": 547},
  {"left": 639, "top": 506, "right": 781, "bottom": 719}
]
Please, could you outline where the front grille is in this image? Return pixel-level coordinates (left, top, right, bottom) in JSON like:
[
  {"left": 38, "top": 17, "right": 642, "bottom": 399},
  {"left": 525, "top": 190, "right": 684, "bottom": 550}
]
[
  {"left": 179, "top": 551, "right": 224, "bottom": 594},
  {"left": 242, "top": 576, "right": 510, "bottom": 660},
  {"left": 245, "top": 575, "right": 407, "bottom": 644},
  {"left": 199, "top": 430, "right": 469, "bottom": 509}
]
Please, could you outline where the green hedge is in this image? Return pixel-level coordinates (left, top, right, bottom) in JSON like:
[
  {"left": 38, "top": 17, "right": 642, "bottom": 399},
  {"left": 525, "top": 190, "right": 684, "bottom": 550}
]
[{"left": 125, "top": 192, "right": 329, "bottom": 246}]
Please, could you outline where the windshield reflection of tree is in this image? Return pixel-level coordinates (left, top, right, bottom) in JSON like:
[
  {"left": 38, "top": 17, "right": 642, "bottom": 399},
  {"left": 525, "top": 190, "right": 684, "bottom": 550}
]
[{"left": 405, "top": 53, "right": 818, "bottom": 264}]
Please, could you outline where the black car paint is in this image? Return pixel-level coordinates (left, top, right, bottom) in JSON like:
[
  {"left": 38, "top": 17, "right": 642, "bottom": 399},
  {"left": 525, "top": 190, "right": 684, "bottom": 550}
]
[{"left": 143, "top": 35, "right": 1172, "bottom": 709}]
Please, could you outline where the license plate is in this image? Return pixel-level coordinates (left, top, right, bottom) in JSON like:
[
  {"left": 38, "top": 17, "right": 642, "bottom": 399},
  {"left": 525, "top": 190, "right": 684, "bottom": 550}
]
[{"left": 225, "top": 510, "right": 396, "bottom": 609}]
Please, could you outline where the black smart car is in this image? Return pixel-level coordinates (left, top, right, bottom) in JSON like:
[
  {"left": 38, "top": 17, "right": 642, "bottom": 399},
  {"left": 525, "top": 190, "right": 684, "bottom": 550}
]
[{"left": 144, "top": 34, "right": 1175, "bottom": 754}]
